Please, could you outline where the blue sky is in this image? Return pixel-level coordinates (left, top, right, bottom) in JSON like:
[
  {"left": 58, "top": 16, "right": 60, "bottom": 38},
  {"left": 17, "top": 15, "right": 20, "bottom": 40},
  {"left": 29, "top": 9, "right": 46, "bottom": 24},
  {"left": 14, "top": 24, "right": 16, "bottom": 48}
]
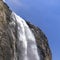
[{"left": 5, "top": 0, "right": 60, "bottom": 60}]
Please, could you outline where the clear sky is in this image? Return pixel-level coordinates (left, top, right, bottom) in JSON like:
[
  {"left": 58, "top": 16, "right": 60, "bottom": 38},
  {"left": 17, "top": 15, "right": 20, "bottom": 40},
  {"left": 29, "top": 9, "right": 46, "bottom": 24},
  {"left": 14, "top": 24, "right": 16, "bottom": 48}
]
[{"left": 5, "top": 0, "right": 60, "bottom": 60}]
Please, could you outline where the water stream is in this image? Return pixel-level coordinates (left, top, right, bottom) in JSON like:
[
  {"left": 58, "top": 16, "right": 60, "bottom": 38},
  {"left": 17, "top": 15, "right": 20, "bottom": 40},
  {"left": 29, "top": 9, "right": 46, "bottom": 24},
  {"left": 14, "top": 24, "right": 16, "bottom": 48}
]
[{"left": 11, "top": 12, "right": 40, "bottom": 60}]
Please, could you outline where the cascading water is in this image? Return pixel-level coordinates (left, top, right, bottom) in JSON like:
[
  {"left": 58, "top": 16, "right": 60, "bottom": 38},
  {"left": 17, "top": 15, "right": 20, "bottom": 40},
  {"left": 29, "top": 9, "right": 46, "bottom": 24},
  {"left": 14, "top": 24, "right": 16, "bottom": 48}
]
[{"left": 11, "top": 12, "right": 40, "bottom": 60}]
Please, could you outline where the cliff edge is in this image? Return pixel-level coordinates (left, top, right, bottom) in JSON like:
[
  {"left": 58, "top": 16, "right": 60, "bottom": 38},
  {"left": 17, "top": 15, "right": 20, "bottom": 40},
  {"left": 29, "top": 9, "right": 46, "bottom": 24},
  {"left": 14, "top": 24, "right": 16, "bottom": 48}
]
[{"left": 0, "top": 1, "right": 52, "bottom": 60}]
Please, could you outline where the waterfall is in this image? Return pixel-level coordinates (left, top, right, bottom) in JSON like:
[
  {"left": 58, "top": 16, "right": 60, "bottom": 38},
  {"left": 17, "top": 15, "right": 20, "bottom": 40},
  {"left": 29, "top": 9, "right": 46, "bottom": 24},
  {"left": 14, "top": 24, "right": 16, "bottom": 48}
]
[{"left": 11, "top": 12, "right": 40, "bottom": 60}]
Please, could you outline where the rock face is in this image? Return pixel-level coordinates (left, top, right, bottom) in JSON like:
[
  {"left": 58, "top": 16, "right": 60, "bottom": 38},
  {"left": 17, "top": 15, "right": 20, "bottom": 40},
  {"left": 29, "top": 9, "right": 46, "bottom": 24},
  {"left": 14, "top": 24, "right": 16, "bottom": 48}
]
[
  {"left": 0, "top": 1, "right": 52, "bottom": 60},
  {"left": 27, "top": 22, "right": 52, "bottom": 60}
]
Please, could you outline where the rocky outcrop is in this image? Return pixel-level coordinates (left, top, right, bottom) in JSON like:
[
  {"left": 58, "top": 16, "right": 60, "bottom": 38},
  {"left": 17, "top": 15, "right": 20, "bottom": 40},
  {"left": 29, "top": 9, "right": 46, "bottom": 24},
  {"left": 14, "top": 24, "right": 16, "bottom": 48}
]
[
  {"left": 0, "top": 0, "right": 52, "bottom": 60},
  {"left": 0, "top": 1, "right": 14, "bottom": 60},
  {"left": 27, "top": 22, "right": 52, "bottom": 60}
]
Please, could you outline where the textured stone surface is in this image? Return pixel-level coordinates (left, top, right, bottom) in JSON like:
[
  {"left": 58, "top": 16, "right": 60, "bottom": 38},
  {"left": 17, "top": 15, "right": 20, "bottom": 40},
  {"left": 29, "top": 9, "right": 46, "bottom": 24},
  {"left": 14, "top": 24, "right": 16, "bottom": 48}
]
[
  {"left": 0, "top": 1, "right": 52, "bottom": 60},
  {"left": 27, "top": 22, "right": 52, "bottom": 60},
  {"left": 0, "top": 1, "right": 14, "bottom": 60}
]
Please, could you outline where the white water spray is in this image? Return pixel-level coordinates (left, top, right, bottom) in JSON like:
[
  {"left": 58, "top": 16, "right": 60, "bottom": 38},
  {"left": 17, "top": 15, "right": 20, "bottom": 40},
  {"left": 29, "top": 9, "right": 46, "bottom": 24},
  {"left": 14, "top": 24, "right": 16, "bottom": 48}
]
[
  {"left": 3, "top": 0, "right": 6, "bottom": 2},
  {"left": 11, "top": 12, "right": 40, "bottom": 60}
]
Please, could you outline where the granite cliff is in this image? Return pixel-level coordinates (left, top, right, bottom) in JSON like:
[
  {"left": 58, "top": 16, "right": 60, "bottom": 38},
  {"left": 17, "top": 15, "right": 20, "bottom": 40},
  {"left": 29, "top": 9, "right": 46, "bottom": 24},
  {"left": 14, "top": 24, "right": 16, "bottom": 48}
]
[{"left": 0, "top": 0, "right": 52, "bottom": 60}]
